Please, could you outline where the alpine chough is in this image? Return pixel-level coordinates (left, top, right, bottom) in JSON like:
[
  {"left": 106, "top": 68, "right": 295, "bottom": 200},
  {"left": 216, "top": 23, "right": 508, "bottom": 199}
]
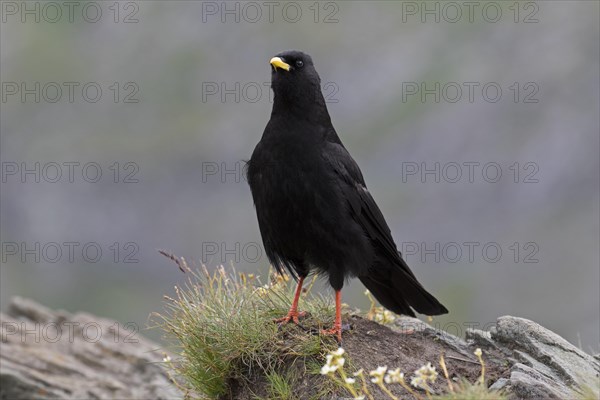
[{"left": 247, "top": 50, "right": 448, "bottom": 342}]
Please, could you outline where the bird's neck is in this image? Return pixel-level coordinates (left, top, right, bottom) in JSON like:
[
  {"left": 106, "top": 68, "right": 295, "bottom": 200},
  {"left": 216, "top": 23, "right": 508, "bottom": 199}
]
[{"left": 271, "top": 89, "right": 332, "bottom": 125}]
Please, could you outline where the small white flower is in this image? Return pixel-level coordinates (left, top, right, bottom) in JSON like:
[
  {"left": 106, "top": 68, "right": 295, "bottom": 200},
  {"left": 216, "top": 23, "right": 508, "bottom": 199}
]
[
  {"left": 333, "top": 347, "right": 345, "bottom": 356},
  {"left": 353, "top": 368, "right": 364, "bottom": 377},
  {"left": 384, "top": 368, "right": 404, "bottom": 384},
  {"left": 321, "top": 347, "right": 347, "bottom": 375},
  {"left": 369, "top": 366, "right": 387, "bottom": 384},
  {"left": 320, "top": 365, "right": 335, "bottom": 375},
  {"left": 373, "top": 366, "right": 388, "bottom": 375},
  {"left": 411, "top": 362, "right": 438, "bottom": 389},
  {"left": 410, "top": 376, "right": 421, "bottom": 388},
  {"left": 345, "top": 377, "right": 356, "bottom": 384},
  {"left": 474, "top": 348, "right": 482, "bottom": 357}
]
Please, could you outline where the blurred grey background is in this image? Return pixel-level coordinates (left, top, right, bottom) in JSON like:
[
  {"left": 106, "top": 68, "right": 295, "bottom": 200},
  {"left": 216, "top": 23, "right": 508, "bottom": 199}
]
[{"left": 1, "top": 1, "right": 598, "bottom": 349}]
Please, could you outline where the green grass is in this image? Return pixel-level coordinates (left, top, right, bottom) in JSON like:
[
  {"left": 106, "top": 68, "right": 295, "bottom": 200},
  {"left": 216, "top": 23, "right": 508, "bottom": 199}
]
[
  {"left": 154, "top": 264, "right": 337, "bottom": 399},
  {"left": 264, "top": 371, "right": 294, "bottom": 400}
]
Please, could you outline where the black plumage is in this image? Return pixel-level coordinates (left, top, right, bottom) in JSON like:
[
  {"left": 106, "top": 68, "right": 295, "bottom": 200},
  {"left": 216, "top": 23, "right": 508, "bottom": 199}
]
[{"left": 247, "top": 50, "right": 448, "bottom": 340}]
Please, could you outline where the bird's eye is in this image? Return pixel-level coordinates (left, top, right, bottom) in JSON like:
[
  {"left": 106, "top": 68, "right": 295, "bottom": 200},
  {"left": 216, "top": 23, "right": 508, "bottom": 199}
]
[{"left": 295, "top": 60, "right": 304, "bottom": 68}]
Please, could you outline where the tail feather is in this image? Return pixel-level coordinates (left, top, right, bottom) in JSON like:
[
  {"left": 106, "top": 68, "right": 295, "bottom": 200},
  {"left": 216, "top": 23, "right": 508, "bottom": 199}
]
[{"left": 359, "top": 258, "right": 448, "bottom": 317}]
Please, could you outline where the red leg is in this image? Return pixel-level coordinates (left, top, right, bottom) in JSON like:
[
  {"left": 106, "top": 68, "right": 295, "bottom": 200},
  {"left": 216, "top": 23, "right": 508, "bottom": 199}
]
[
  {"left": 274, "top": 276, "right": 306, "bottom": 325},
  {"left": 321, "top": 290, "right": 343, "bottom": 343}
]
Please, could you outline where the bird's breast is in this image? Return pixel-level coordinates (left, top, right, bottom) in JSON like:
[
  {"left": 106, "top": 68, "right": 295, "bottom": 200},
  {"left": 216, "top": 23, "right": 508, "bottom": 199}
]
[
  {"left": 249, "top": 138, "right": 340, "bottom": 232},
  {"left": 248, "top": 134, "right": 373, "bottom": 277}
]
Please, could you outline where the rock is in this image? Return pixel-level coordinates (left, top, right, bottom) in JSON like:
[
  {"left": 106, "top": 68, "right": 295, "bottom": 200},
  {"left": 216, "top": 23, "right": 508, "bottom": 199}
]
[
  {"left": 508, "top": 363, "right": 568, "bottom": 399},
  {"left": 466, "top": 328, "right": 502, "bottom": 352},
  {"left": 491, "top": 316, "right": 600, "bottom": 399},
  {"left": 489, "top": 377, "right": 510, "bottom": 391},
  {"left": 0, "top": 297, "right": 182, "bottom": 400}
]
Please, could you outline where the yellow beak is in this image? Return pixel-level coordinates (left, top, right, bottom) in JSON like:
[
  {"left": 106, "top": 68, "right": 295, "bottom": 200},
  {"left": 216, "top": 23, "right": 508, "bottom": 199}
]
[{"left": 270, "top": 57, "right": 291, "bottom": 72}]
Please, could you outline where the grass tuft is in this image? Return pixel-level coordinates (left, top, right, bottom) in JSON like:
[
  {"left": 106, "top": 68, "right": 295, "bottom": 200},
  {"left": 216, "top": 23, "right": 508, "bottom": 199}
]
[
  {"left": 154, "top": 263, "right": 337, "bottom": 398},
  {"left": 264, "top": 370, "right": 294, "bottom": 400}
]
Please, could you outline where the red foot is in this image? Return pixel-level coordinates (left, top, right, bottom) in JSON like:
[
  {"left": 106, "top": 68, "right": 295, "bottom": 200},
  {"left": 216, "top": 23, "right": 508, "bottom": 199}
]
[
  {"left": 321, "top": 290, "right": 344, "bottom": 343},
  {"left": 321, "top": 325, "right": 343, "bottom": 343},
  {"left": 274, "top": 310, "right": 306, "bottom": 325}
]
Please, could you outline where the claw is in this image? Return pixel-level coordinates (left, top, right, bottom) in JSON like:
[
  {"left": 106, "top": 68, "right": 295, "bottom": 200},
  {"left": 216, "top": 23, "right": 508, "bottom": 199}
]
[
  {"left": 273, "top": 276, "right": 306, "bottom": 328},
  {"left": 320, "top": 322, "right": 352, "bottom": 344},
  {"left": 320, "top": 326, "right": 343, "bottom": 344},
  {"left": 273, "top": 310, "right": 307, "bottom": 325}
]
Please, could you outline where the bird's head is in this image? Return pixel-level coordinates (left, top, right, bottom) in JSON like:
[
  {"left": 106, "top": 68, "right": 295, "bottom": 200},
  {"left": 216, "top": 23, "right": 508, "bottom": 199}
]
[{"left": 269, "top": 50, "right": 324, "bottom": 112}]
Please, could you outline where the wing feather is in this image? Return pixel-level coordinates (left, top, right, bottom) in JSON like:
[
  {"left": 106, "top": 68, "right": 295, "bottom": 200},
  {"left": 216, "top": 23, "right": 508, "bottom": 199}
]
[{"left": 322, "top": 141, "right": 416, "bottom": 279}]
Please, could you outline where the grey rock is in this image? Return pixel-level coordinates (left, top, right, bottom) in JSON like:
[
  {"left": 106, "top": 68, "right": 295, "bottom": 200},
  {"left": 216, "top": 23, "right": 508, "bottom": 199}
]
[
  {"left": 0, "top": 297, "right": 182, "bottom": 400},
  {"left": 466, "top": 328, "right": 499, "bottom": 350},
  {"left": 509, "top": 363, "right": 570, "bottom": 399},
  {"left": 402, "top": 315, "right": 600, "bottom": 399},
  {"left": 489, "top": 377, "right": 510, "bottom": 392},
  {"left": 394, "top": 316, "right": 479, "bottom": 360},
  {"left": 492, "top": 316, "right": 600, "bottom": 399}
]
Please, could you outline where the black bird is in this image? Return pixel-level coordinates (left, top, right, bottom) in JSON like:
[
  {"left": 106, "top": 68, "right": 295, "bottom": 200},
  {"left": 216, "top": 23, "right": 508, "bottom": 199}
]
[{"left": 247, "top": 50, "right": 448, "bottom": 342}]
